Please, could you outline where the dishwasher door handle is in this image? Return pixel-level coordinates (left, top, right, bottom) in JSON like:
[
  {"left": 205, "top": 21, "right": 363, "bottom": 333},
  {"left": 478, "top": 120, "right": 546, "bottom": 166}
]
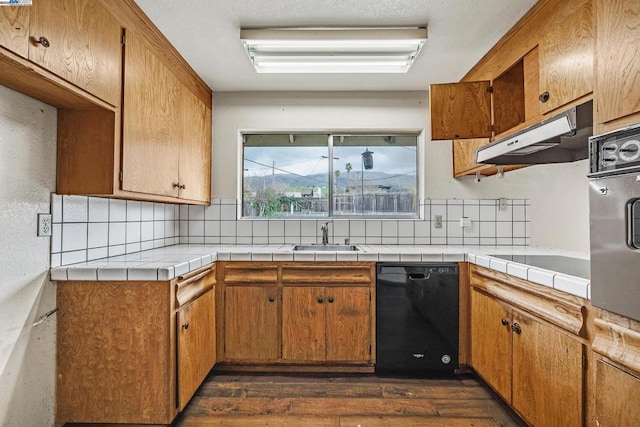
[{"left": 408, "top": 273, "right": 430, "bottom": 280}]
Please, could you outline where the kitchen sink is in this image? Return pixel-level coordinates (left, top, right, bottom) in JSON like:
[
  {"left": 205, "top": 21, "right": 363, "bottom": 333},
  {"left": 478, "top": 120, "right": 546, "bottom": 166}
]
[{"left": 292, "top": 245, "right": 360, "bottom": 251}]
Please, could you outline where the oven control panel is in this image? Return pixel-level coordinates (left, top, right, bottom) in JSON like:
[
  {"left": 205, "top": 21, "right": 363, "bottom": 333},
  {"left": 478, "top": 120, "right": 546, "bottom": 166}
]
[{"left": 590, "top": 124, "right": 640, "bottom": 175}]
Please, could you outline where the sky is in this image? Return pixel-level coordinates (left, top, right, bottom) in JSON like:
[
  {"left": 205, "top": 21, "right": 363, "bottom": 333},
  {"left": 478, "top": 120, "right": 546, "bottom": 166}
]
[{"left": 244, "top": 145, "right": 417, "bottom": 178}]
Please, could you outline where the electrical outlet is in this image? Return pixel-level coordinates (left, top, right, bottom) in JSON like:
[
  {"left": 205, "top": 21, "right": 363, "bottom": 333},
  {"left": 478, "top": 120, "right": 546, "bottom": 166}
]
[
  {"left": 434, "top": 215, "right": 443, "bottom": 228},
  {"left": 459, "top": 217, "right": 471, "bottom": 228},
  {"left": 38, "top": 213, "right": 52, "bottom": 237},
  {"left": 498, "top": 198, "right": 508, "bottom": 211}
]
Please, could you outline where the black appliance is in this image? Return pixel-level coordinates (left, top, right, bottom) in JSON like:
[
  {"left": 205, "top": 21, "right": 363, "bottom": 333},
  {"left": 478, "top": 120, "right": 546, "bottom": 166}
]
[{"left": 376, "top": 262, "right": 459, "bottom": 374}]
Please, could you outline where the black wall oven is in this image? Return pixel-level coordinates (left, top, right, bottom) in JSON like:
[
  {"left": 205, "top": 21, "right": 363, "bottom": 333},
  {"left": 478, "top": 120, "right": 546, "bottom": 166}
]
[{"left": 589, "top": 124, "right": 640, "bottom": 321}]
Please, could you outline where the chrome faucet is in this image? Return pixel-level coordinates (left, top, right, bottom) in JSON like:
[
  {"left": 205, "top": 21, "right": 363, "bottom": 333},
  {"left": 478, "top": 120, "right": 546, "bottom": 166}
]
[{"left": 320, "top": 222, "right": 330, "bottom": 245}]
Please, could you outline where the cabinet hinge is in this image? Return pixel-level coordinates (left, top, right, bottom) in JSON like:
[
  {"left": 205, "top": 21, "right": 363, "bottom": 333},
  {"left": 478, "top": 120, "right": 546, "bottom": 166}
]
[
  {"left": 119, "top": 171, "right": 123, "bottom": 182},
  {"left": 487, "top": 85, "right": 494, "bottom": 93}
]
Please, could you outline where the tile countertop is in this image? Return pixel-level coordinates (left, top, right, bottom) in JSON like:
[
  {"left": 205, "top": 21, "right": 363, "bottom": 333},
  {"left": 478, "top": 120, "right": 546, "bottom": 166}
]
[{"left": 50, "top": 244, "right": 590, "bottom": 300}]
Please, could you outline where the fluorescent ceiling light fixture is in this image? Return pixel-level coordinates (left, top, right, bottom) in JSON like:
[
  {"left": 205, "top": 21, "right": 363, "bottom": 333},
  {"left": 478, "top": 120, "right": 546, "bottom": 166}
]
[{"left": 240, "top": 27, "right": 427, "bottom": 73}]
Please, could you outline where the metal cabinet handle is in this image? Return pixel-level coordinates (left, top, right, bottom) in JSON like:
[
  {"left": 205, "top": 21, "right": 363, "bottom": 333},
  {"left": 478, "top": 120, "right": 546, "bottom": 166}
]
[
  {"left": 173, "top": 182, "right": 186, "bottom": 190},
  {"left": 268, "top": 296, "right": 275, "bottom": 302},
  {"left": 36, "top": 36, "right": 50, "bottom": 48},
  {"left": 182, "top": 322, "right": 189, "bottom": 330},
  {"left": 539, "top": 91, "right": 550, "bottom": 103},
  {"left": 501, "top": 318, "right": 509, "bottom": 326},
  {"left": 511, "top": 322, "right": 522, "bottom": 334},
  {"left": 317, "top": 296, "right": 324, "bottom": 304},
  {"left": 327, "top": 296, "right": 334, "bottom": 303}
]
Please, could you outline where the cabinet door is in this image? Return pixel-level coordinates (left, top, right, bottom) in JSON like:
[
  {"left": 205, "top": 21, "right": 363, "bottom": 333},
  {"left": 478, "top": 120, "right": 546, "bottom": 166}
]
[
  {"left": 595, "top": 359, "right": 640, "bottom": 426},
  {"left": 325, "top": 287, "right": 371, "bottom": 362},
  {"left": 596, "top": 0, "right": 640, "bottom": 124},
  {"left": 177, "top": 288, "right": 216, "bottom": 410},
  {"left": 121, "top": 30, "right": 180, "bottom": 198},
  {"left": 179, "top": 88, "right": 211, "bottom": 203},
  {"left": 430, "top": 81, "right": 492, "bottom": 140},
  {"left": 224, "top": 286, "right": 279, "bottom": 361},
  {"left": 538, "top": 1, "right": 593, "bottom": 114},
  {"left": 282, "top": 287, "right": 326, "bottom": 362},
  {"left": 511, "top": 311, "right": 583, "bottom": 427},
  {"left": 0, "top": 6, "right": 29, "bottom": 57},
  {"left": 470, "top": 290, "right": 512, "bottom": 402},
  {"left": 452, "top": 138, "right": 491, "bottom": 177},
  {"left": 29, "top": 0, "right": 121, "bottom": 106}
]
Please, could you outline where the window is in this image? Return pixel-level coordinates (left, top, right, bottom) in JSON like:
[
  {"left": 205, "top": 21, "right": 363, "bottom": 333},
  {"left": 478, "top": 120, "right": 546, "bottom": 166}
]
[{"left": 242, "top": 133, "right": 418, "bottom": 218}]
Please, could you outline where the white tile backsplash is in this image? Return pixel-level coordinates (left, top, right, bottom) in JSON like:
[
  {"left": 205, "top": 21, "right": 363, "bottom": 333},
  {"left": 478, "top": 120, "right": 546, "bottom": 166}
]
[
  {"left": 141, "top": 202, "right": 154, "bottom": 221},
  {"left": 88, "top": 223, "right": 108, "bottom": 248},
  {"left": 110, "top": 199, "right": 127, "bottom": 222},
  {"left": 62, "top": 223, "right": 88, "bottom": 252},
  {"left": 53, "top": 195, "right": 181, "bottom": 266},
  {"left": 88, "top": 198, "right": 109, "bottom": 222},
  {"left": 62, "top": 195, "right": 88, "bottom": 223},
  {"left": 109, "top": 222, "right": 126, "bottom": 246},
  {"left": 126, "top": 201, "right": 141, "bottom": 222},
  {"left": 53, "top": 196, "right": 531, "bottom": 266}
]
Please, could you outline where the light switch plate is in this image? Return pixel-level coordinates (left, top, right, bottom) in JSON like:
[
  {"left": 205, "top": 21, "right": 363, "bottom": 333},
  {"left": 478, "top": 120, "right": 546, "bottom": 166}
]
[
  {"left": 434, "top": 215, "right": 443, "bottom": 228},
  {"left": 38, "top": 213, "right": 52, "bottom": 237}
]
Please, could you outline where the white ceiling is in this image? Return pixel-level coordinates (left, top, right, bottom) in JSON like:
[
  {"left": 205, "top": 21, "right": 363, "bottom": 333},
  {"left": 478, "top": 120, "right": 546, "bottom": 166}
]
[{"left": 135, "top": 0, "right": 538, "bottom": 92}]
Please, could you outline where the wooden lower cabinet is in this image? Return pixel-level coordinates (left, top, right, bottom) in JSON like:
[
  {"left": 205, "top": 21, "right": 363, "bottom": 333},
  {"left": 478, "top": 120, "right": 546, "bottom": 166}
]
[
  {"left": 511, "top": 309, "right": 583, "bottom": 427},
  {"left": 177, "top": 288, "right": 216, "bottom": 410},
  {"left": 470, "top": 265, "right": 586, "bottom": 427},
  {"left": 219, "top": 262, "right": 375, "bottom": 369},
  {"left": 591, "top": 308, "right": 640, "bottom": 427},
  {"left": 56, "top": 266, "right": 217, "bottom": 425},
  {"left": 594, "top": 360, "right": 640, "bottom": 426},
  {"left": 470, "top": 290, "right": 512, "bottom": 402},
  {"left": 282, "top": 286, "right": 371, "bottom": 363},
  {"left": 224, "top": 286, "right": 279, "bottom": 361}
]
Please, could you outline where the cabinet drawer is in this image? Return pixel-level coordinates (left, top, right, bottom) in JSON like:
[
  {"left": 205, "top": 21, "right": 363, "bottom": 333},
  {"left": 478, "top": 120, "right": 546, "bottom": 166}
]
[
  {"left": 222, "top": 263, "right": 278, "bottom": 284},
  {"left": 281, "top": 264, "right": 373, "bottom": 285},
  {"left": 175, "top": 266, "right": 215, "bottom": 308}
]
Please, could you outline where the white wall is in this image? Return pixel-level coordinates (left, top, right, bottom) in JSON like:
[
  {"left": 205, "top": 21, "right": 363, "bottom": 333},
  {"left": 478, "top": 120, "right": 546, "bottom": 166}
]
[
  {"left": 0, "top": 86, "right": 57, "bottom": 426},
  {"left": 212, "top": 91, "right": 589, "bottom": 253}
]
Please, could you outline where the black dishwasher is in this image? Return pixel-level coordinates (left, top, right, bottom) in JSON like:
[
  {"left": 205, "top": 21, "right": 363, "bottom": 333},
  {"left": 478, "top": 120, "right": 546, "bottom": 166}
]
[{"left": 376, "top": 263, "right": 459, "bottom": 374}]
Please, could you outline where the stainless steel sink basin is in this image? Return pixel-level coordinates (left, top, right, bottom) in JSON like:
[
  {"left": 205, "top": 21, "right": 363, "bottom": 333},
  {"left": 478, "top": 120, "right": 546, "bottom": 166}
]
[{"left": 292, "top": 245, "right": 360, "bottom": 251}]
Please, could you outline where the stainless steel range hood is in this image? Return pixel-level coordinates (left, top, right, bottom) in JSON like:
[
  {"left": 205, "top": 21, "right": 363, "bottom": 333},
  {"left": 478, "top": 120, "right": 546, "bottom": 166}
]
[{"left": 475, "top": 101, "right": 593, "bottom": 165}]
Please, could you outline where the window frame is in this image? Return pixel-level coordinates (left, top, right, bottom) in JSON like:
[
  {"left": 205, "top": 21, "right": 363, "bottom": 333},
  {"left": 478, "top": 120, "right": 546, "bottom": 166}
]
[{"left": 239, "top": 130, "right": 422, "bottom": 219}]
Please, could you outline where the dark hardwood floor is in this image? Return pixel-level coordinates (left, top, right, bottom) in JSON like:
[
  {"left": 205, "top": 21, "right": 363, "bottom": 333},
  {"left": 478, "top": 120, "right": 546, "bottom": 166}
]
[{"left": 174, "top": 373, "right": 524, "bottom": 426}]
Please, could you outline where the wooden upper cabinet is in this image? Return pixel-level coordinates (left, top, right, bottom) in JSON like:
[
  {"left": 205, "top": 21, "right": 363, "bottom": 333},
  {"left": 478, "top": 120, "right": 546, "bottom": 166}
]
[
  {"left": 430, "top": 81, "right": 492, "bottom": 140},
  {"left": 224, "top": 286, "right": 279, "bottom": 361},
  {"left": 511, "top": 310, "right": 583, "bottom": 427},
  {"left": 122, "top": 29, "right": 180, "bottom": 198},
  {"left": 179, "top": 89, "right": 212, "bottom": 203},
  {"left": 470, "top": 289, "right": 512, "bottom": 402},
  {"left": 177, "top": 288, "right": 216, "bottom": 410},
  {"left": 325, "top": 287, "right": 371, "bottom": 362},
  {"left": 595, "top": 0, "right": 640, "bottom": 126},
  {"left": 29, "top": 0, "right": 122, "bottom": 107},
  {"left": 538, "top": 0, "right": 594, "bottom": 114},
  {"left": 0, "top": 6, "right": 29, "bottom": 57}
]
